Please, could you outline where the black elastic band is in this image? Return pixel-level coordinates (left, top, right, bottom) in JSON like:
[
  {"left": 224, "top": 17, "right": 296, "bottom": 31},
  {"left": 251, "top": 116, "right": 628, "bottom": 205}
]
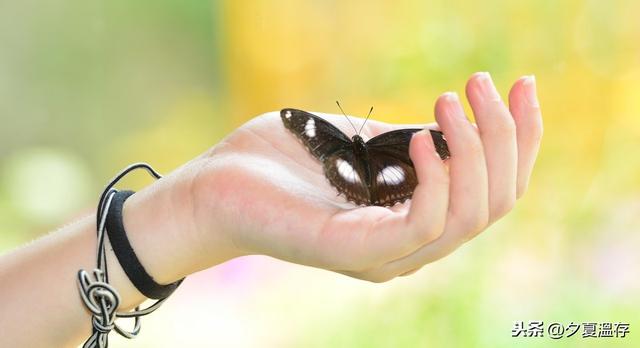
[{"left": 105, "top": 190, "right": 184, "bottom": 299}]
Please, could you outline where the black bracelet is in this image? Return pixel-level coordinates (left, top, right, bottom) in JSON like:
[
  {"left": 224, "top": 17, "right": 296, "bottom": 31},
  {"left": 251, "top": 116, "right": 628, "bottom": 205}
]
[
  {"left": 77, "top": 163, "right": 185, "bottom": 348},
  {"left": 105, "top": 190, "right": 184, "bottom": 299}
]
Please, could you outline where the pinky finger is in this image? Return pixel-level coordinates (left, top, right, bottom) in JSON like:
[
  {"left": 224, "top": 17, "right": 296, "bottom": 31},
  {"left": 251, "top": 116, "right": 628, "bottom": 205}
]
[{"left": 509, "top": 76, "right": 543, "bottom": 198}]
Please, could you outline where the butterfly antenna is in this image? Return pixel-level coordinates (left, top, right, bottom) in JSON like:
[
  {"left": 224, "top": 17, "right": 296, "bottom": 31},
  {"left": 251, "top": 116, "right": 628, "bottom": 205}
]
[
  {"left": 336, "top": 101, "right": 359, "bottom": 135},
  {"left": 358, "top": 106, "right": 373, "bottom": 135}
]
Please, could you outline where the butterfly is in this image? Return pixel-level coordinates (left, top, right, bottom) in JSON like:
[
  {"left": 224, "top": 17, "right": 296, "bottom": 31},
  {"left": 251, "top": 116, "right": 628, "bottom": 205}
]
[{"left": 280, "top": 104, "right": 450, "bottom": 207}]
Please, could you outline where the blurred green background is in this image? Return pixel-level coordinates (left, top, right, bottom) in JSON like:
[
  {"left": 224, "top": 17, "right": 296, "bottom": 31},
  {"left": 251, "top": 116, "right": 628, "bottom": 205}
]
[{"left": 1, "top": 0, "right": 639, "bottom": 347}]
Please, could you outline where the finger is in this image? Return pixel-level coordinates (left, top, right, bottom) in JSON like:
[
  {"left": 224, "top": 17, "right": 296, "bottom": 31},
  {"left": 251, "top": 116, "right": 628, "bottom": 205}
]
[
  {"left": 366, "top": 92, "right": 490, "bottom": 278},
  {"left": 466, "top": 72, "right": 517, "bottom": 224},
  {"left": 437, "top": 92, "right": 489, "bottom": 240},
  {"left": 508, "top": 76, "right": 543, "bottom": 198},
  {"left": 405, "top": 129, "right": 449, "bottom": 241}
]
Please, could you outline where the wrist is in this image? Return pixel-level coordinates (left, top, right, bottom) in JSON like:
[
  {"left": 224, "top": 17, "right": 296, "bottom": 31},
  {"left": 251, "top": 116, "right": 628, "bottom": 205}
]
[{"left": 120, "top": 161, "right": 242, "bottom": 286}]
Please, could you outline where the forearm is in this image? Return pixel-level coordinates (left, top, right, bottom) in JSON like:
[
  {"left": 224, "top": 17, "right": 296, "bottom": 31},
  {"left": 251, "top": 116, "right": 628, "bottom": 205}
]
[
  {"left": 0, "top": 213, "right": 145, "bottom": 347},
  {"left": 0, "top": 164, "right": 227, "bottom": 347}
]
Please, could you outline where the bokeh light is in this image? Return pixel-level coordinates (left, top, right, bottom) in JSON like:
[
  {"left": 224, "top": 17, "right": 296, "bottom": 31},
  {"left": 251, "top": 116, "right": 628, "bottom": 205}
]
[{"left": 2, "top": 148, "right": 92, "bottom": 224}]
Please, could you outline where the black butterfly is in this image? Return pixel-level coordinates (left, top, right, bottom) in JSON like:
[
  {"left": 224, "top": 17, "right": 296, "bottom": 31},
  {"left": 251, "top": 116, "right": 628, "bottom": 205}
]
[{"left": 280, "top": 106, "right": 449, "bottom": 207}]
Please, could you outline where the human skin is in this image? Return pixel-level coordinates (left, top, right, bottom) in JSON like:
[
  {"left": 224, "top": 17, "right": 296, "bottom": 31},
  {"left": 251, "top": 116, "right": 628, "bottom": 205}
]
[{"left": 0, "top": 72, "right": 542, "bottom": 347}]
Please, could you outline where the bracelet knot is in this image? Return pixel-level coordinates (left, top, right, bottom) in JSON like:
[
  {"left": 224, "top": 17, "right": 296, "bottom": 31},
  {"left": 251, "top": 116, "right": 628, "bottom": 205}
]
[
  {"left": 77, "top": 269, "right": 120, "bottom": 347},
  {"left": 76, "top": 163, "right": 184, "bottom": 348}
]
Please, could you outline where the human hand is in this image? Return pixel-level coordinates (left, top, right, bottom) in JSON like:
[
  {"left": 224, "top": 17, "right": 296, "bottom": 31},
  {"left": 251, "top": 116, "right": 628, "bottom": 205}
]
[{"left": 133, "top": 72, "right": 542, "bottom": 283}]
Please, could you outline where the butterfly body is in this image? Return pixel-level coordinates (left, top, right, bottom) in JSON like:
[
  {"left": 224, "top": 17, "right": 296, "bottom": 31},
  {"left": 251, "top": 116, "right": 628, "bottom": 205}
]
[
  {"left": 347, "top": 135, "right": 372, "bottom": 187},
  {"left": 281, "top": 108, "right": 449, "bottom": 207}
]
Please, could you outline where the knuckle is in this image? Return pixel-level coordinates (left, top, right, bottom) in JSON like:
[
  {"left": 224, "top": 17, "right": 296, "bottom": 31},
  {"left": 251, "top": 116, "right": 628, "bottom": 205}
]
[
  {"left": 492, "top": 197, "right": 516, "bottom": 220},
  {"left": 465, "top": 136, "right": 484, "bottom": 156},
  {"left": 413, "top": 225, "right": 444, "bottom": 246},
  {"left": 497, "top": 117, "right": 517, "bottom": 135},
  {"left": 431, "top": 169, "right": 450, "bottom": 186},
  {"left": 483, "top": 116, "right": 516, "bottom": 138},
  {"left": 455, "top": 212, "right": 489, "bottom": 237},
  {"left": 407, "top": 212, "right": 446, "bottom": 247}
]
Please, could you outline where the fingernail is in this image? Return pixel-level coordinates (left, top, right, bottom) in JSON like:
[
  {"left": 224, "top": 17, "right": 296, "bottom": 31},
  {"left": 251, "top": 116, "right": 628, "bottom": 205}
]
[
  {"left": 443, "top": 91, "right": 458, "bottom": 100},
  {"left": 522, "top": 75, "right": 539, "bottom": 107},
  {"left": 442, "top": 92, "right": 466, "bottom": 120},
  {"left": 473, "top": 72, "right": 501, "bottom": 101},
  {"left": 420, "top": 130, "right": 435, "bottom": 150}
]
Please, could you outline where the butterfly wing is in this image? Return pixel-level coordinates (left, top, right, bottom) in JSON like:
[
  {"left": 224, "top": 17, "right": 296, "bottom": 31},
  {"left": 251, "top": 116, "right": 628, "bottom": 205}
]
[
  {"left": 368, "top": 152, "right": 418, "bottom": 206},
  {"left": 367, "top": 128, "right": 450, "bottom": 160},
  {"left": 281, "top": 109, "right": 352, "bottom": 161},
  {"left": 322, "top": 149, "right": 372, "bottom": 206},
  {"left": 365, "top": 128, "right": 449, "bottom": 206}
]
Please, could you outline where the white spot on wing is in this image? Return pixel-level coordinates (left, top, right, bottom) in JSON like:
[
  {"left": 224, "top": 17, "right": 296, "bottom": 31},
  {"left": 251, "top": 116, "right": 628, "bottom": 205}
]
[
  {"left": 285, "top": 110, "right": 292, "bottom": 118},
  {"left": 336, "top": 158, "right": 361, "bottom": 184},
  {"left": 377, "top": 165, "right": 405, "bottom": 185},
  {"left": 304, "top": 118, "right": 316, "bottom": 137}
]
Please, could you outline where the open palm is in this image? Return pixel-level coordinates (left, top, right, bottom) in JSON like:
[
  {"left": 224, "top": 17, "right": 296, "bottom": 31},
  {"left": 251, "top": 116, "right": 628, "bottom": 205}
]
[{"left": 191, "top": 73, "right": 542, "bottom": 282}]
